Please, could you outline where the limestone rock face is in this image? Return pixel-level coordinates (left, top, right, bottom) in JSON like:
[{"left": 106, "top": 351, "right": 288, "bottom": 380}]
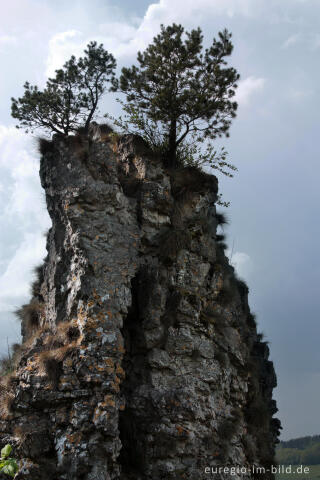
[{"left": 0, "top": 132, "right": 280, "bottom": 479}]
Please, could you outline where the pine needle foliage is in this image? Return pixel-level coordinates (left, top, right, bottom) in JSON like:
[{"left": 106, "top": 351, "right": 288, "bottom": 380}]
[
  {"left": 118, "top": 23, "right": 239, "bottom": 169},
  {"left": 11, "top": 42, "right": 117, "bottom": 135}
]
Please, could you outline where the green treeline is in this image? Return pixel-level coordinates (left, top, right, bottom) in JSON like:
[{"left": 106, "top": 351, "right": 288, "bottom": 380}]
[{"left": 277, "top": 436, "right": 320, "bottom": 465}]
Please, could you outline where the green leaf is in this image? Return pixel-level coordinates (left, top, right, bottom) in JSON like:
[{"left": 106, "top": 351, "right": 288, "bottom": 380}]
[
  {"left": 1, "top": 458, "right": 19, "bottom": 477},
  {"left": 1, "top": 444, "right": 12, "bottom": 459}
]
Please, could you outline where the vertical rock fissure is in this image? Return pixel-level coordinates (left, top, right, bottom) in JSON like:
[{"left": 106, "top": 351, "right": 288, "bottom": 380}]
[{"left": 119, "top": 272, "right": 148, "bottom": 478}]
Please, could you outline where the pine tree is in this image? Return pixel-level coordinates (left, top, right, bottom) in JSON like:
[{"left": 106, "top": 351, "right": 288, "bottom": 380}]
[
  {"left": 11, "top": 42, "right": 117, "bottom": 136},
  {"left": 119, "top": 24, "right": 240, "bottom": 168}
]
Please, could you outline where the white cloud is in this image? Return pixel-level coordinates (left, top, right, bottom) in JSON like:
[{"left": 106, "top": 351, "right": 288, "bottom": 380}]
[
  {"left": 0, "top": 233, "right": 46, "bottom": 311},
  {"left": 227, "top": 250, "right": 252, "bottom": 278},
  {"left": 45, "top": 25, "right": 152, "bottom": 74},
  {"left": 0, "top": 35, "right": 17, "bottom": 48},
  {"left": 235, "top": 76, "right": 266, "bottom": 107},
  {"left": 0, "top": 126, "right": 50, "bottom": 312},
  {"left": 311, "top": 33, "right": 320, "bottom": 50},
  {"left": 289, "top": 88, "right": 313, "bottom": 99},
  {"left": 98, "top": 21, "right": 139, "bottom": 45},
  {"left": 282, "top": 32, "right": 320, "bottom": 51},
  {"left": 282, "top": 33, "right": 302, "bottom": 49},
  {"left": 142, "top": 0, "right": 260, "bottom": 22},
  {"left": 46, "top": 30, "right": 82, "bottom": 77},
  {"left": 114, "top": 0, "right": 260, "bottom": 54},
  {"left": 45, "top": 24, "right": 143, "bottom": 77},
  {"left": 43, "top": 0, "right": 264, "bottom": 75},
  {"left": 0, "top": 126, "right": 49, "bottom": 230}
]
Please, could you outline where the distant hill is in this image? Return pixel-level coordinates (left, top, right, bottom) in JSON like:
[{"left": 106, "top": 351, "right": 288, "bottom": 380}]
[
  {"left": 280, "top": 436, "right": 320, "bottom": 450},
  {"left": 277, "top": 435, "right": 320, "bottom": 465}
]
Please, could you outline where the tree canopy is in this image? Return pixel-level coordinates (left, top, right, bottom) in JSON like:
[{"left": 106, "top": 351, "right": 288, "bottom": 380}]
[
  {"left": 119, "top": 24, "right": 240, "bottom": 168},
  {"left": 11, "top": 41, "right": 117, "bottom": 136}
]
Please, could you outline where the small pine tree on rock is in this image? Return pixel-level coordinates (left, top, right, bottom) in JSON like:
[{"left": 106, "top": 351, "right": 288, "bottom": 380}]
[
  {"left": 11, "top": 42, "right": 117, "bottom": 136},
  {"left": 118, "top": 24, "right": 240, "bottom": 169}
]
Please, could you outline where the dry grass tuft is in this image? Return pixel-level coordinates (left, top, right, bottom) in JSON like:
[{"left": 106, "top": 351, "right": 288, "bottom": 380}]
[
  {"left": 215, "top": 211, "right": 229, "bottom": 226},
  {"left": 0, "top": 373, "right": 16, "bottom": 391},
  {"left": 0, "top": 374, "right": 16, "bottom": 418},
  {"left": 0, "top": 343, "right": 23, "bottom": 376},
  {"left": 15, "top": 301, "right": 43, "bottom": 332},
  {"left": 247, "top": 312, "right": 257, "bottom": 328},
  {"left": 38, "top": 344, "right": 76, "bottom": 386},
  {"left": 39, "top": 352, "right": 62, "bottom": 385},
  {"left": 65, "top": 134, "right": 89, "bottom": 161},
  {"left": 235, "top": 277, "right": 249, "bottom": 297},
  {"left": 55, "top": 320, "right": 81, "bottom": 343},
  {"left": 169, "top": 166, "right": 218, "bottom": 198},
  {"left": 0, "top": 356, "right": 13, "bottom": 375},
  {"left": 65, "top": 325, "right": 80, "bottom": 342},
  {"left": 38, "top": 320, "right": 81, "bottom": 354},
  {"left": 66, "top": 133, "right": 85, "bottom": 147},
  {"left": 216, "top": 241, "right": 227, "bottom": 251},
  {"left": 99, "top": 123, "right": 114, "bottom": 141},
  {"left": 13, "top": 424, "right": 31, "bottom": 441},
  {"left": 216, "top": 233, "right": 226, "bottom": 242},
  {"left": 0, "top": 392, "right": 15, "bottom": 418},
  {"left": 76, "top": 122, "right": 114, "bottom": 141},
  {"left": 29, "top": 320, "right": 81, "bottom": 385},
  {"left": 37, "top": 137, "right": 54, "bottom": 155},
  {"left": 185, "top": 213, "right": 214, "bottom": 236},
  {"left": 30, "top": 264, "right": 44, "bottom": 298}
]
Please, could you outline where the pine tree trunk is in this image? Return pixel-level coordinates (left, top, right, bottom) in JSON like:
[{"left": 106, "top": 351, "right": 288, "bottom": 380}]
[{"left": 167, "top": 119, "right": 177, "bottom": 168}]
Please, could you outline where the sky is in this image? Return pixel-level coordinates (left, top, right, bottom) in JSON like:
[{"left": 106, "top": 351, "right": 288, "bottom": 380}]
[{"left": 0, "top": 0, "right": 319, "bottom": 441}]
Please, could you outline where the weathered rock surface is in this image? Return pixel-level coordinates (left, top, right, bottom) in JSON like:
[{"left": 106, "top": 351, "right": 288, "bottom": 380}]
[{"left": 0, "top": 131, "right": 280, "bottom": 479}]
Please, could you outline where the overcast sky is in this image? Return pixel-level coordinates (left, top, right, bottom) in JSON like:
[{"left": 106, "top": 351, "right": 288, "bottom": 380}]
[{"left": 1, "top": 0, "right": 319, "bottom": 440}]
